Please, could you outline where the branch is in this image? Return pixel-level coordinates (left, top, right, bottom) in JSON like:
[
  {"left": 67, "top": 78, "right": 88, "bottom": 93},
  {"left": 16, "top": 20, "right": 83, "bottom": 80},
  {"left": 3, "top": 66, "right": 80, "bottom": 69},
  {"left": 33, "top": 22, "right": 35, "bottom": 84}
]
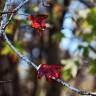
[
  {"left": 2, "top": 32, "right": 38, "bottom": 70},
  {"left": 0, "top": 0, "right": 9, "bottom": 35},
  {"left": 2, "top": 31, "right": 96, "bottom": 95},
  {"left": 89, "top": 45, "right": 96, "bottom": 53},
  {"left": 0, "top": 11, "right": 15, "bottom": 14},
  {"left": 1, "top": 0, "right": 96, "bottom": 96},
  {"left": 1, "top": 0, "right": 29, "bottom": 31},
  {"left": 0, "top": 12, "right": 29, "bottom": 17},
  {"left": 0, "top": 0, "right": 38, "bottom": 70},
  {"left": 2, "top": 31, "right": 96, "bottom": 96},
  {"left": 79, "top": 0, "right": 96, "bottom": 8},
  {"left": 52, "top": 77, "right": 96, "bottom": 96},
  {"left": 42, "top": 0, "right": 52, "bottom": 7}
]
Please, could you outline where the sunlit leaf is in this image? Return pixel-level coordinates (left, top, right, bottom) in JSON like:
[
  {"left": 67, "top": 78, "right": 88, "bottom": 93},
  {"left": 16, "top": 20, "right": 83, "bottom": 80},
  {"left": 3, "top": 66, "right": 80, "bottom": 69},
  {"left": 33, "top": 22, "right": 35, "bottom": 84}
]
[
  {"left": 5, "top": 24, "right": 14, "bottom": 34},
  {"left": 37, "top": 64, "right": 62, "bottom": 81},
  {"left": 1, "top": 45, "right": 12, "bottom": 55},
  {"left": 61, "top": 69, "right": 71, "bottom": 81},
  {"left": 61, "top": 59, "right": 78, "bottom": 77}
]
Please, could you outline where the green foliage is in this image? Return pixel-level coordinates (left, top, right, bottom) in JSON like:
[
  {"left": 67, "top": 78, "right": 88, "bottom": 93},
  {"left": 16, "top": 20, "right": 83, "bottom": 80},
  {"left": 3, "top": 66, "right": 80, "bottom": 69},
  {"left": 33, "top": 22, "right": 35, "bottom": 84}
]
[
  {"left": 1, "top": 44, "right": 12, "bottom": 55},
  {"left": 83, "top": 47, "right": 89, "bottom": 57},
  {"left": 61, "top": 69, "right": 71, "bottom": 81},
  {"left": 87, "top": 8, "right": 96, "bottom": 34},
  {"left": 1, "top": 42, "right": 26, "bottom": 55},
  {"left": 89, "top": 59, "right": 96, "bottom": 75},
  {"left": 61, "top": 59, "right": 79, "bottom": 79},
  {"left": 77, "top": 8, "right": 96, "bottom": 75}
]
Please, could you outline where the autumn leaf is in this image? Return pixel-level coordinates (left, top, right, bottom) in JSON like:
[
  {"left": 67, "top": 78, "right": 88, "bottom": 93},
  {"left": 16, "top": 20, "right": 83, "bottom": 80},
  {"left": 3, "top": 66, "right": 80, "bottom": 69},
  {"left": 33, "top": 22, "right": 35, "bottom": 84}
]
[
  {"left": 27, "top": 14, "right": 48, "bottom": 35},
  {"left": 37, "top": 64, "right": 62, "bottom": 81}
]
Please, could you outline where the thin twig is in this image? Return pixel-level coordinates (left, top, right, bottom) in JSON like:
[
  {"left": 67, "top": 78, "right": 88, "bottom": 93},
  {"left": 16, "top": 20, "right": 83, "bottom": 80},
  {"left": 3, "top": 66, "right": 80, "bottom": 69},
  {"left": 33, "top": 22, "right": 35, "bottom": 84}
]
[
  {"left": 0, "top": 0, "right": 38, "bottom": 70},
  {"left": 2, "top": 31, "right": 96, "bottom": 95},
  {"left": 79, "top": 0, "right": 96, "bottom": 8},
  {"left": 42, "top": 0, "right": 51, "bottom": 7},
  {"left": 2, "top": 32, "right": 38, "bottom": 70},
  {"left": 0, "top": 11, "right": 29, "bottom": 16},
  {"left": 52, "top": 77, "right": 96, "bottom": 96},
  {"left": 1, "top": 0, "right": 29, "bottom": 30},
  {"left": 1, "top": 0, "right": 96, "bottom": 96},
  {"left": 0, "top": 0, "right": 9, "bottom": 35},
  {"left": 0, "top": 11, "right": 15, "bottom": 14},
  {"left": 0, "top": 0, "right": 38, "bottom": 69},
  {"left": 89, "top": 45, "right": 96, "bottom": 53}
]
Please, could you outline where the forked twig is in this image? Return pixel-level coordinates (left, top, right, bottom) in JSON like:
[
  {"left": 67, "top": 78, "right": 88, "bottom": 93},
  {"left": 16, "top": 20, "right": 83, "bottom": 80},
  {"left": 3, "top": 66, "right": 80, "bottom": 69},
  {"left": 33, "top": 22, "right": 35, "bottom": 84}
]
[{"left": 0, "top": 0, "right": 96, "bottom": 96}]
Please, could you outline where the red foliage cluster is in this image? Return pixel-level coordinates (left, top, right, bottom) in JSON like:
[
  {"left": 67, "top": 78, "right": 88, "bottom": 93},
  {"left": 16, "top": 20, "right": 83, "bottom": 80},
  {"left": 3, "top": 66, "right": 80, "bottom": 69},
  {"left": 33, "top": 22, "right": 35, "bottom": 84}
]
[
  {"left": 37, "top": 64, "right": 62, "bottom": 81},
  {"left": 27, "top": 14, "right": 48, "bottom": 35}
]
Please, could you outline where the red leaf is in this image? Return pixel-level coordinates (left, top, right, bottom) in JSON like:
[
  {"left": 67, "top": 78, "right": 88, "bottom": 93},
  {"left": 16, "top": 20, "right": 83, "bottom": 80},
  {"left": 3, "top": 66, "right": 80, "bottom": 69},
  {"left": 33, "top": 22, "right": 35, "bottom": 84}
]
[
  {"left": 37, "top": 64, "right": 62, "bottom": 81},
  {"left": 27, "top": 14, "right": 48, "bottom": 34}
]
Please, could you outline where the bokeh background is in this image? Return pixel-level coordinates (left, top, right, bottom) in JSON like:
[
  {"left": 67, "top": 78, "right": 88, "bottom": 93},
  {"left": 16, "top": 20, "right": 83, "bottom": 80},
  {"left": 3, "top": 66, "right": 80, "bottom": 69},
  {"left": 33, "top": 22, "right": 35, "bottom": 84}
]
[{"left": 0, "top": 0, "right": 96, "bottom": 96}]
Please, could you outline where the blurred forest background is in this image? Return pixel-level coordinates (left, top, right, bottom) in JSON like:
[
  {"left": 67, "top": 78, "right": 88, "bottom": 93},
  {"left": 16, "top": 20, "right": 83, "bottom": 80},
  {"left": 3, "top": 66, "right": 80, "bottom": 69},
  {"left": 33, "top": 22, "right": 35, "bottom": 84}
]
[{"left": 0, "top": 0, "right": 96, "bottom": 96}]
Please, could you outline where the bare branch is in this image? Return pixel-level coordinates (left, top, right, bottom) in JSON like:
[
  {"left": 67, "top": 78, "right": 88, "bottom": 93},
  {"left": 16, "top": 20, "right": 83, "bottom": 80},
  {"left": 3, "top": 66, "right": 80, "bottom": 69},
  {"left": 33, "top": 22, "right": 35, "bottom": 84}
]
[
  {"left": 52, "top": 77, "right": 96, "bottom": 96},
  {"left": 89, "top": 45, "right": 96, "bottom": 53},
  {"left": 0, "top": 11, "right": 15, "bottom": 14},
  {"left": 0, "top": 12, "right": 29, "bottom": 17},
  {"left": 79, "top": 0, "right": 96, "bottom": 8},
  {"left": 42, "top": 0, "right": 52, "bottom": 7},
  {"left": 2, "top": 31, "right": 96, "bottom": 95},
  {"left": 0, "top": 0, "right": 10, "bottom": 35},
  {"left": 0, "top": 0, "right": 96, "bottom": 96},
  {"left": 0, "top": 0, "right": 38, "bottom": 70},
  {"left": 2, "top": 32, "right": 38, "bottom": 70},
  {"left": 1, "top": 0, "right": 29, "bottom": 31}
]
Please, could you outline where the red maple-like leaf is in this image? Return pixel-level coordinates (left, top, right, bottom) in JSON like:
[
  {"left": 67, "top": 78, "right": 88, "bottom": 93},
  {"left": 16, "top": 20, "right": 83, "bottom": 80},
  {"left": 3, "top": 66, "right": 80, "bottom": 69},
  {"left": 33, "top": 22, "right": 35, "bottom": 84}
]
[
  {"left": 27, "top": 14, "right": 48, "bottom": 34},
  {"left": 37, "top": 64, "right": 62, "bottom": 81}
]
